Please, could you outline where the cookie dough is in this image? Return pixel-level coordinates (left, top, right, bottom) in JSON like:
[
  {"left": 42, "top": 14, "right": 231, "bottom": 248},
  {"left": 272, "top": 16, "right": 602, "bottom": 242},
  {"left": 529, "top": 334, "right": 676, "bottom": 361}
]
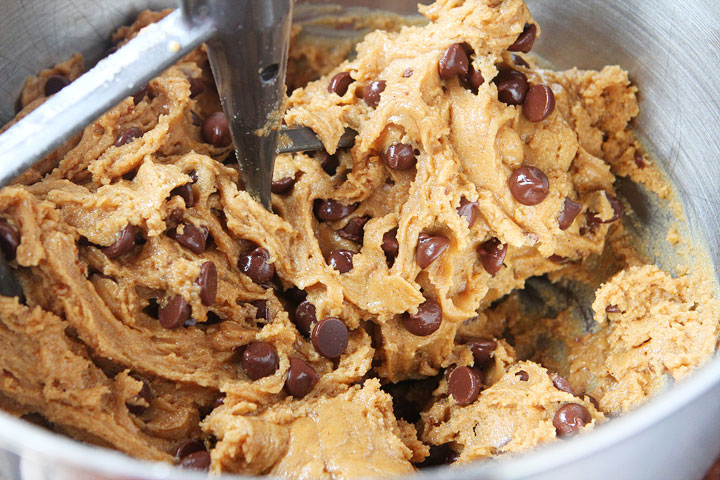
[{"left": 0, "top": 0, "right": 717, "bottom": 476}]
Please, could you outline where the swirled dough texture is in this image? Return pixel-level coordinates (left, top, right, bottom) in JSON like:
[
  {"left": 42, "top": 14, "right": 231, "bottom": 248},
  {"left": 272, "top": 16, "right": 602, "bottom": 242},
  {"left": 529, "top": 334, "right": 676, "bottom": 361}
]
[{"left": 0, "top": 0, "right": 717, "bottom": 476}]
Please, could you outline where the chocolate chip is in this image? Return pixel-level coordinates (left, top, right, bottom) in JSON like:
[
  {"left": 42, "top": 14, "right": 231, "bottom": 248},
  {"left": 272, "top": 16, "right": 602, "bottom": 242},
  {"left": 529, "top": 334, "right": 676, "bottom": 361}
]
[
  {"left": 448, "top": 366, "right": 481, "bottom": 406},
  {"left": 238, "top": 247, "right": 275, "bottom": 284},
  {"left": 512, "top": 53, "right": 530, "bottom": 68},
  {"left": 508, "top": 23, "right": 537, "bottom": 53},
  {"left": 554, "top": 403, "right": 592, "bottom": 436},
  {"left": 457, "top": 197, "right": 479, "bottom": 227},
  {"left": 403, "top": 299, "right": 442, "bottom": 336},
  {"left": 188, "top": 77, "right": 205, "bottom": 98},
  {"left": 179, "top": 450, "right": 211, "bottom": 470},
  {"left": 467, "top": 338, "right": 497, "bottom": 367},
  {"left": 605, "top": 304, "right": 621, "bottom": 313},
  {"left": 175, "top": 439, "right": 205, "bottom": 459},
  {"left": 132, "top": 85, "right": 150, "bottom": 105},
  {"left": 558, "top": 197, "right": 582, "bottom": 230},
  {"left": 188, "top": 170, "right": 199, "bottom": 183},
  {"left": 337, "top": 216, "right": 370, "bottom": 243},
  {"left": 315, "top": 199, "right": 358, "bottom": 221},
  {"left": 114, "top": 127, "right": 142, "bottom": 147},
  {"left": 197, "top": 261, "right": 217, "bottom": 306},
  {"left": 213, "top": 395, "right": 226, "bottom": 408},
  {"left": 159, "top": 294, "right": 191, "bottom": 329},
  {"left": 508, "top": 165, "right": 549, "bottom": 205},
  {"left": 294, "top": 300, "right": 316, "bottom": 337},
  {"left": 318, "top": 152, "right": 339, "bottom": 175},
  {"left": 202, "top": 112, "right": 231, "bottom": 147},
  {"left": 438, "top": 43, "right": 469, "bottom": 80},
  {"left": 634, "top": 152, "right": 646, "bottom": 168},
  {"left": 552, "top": 374, "right": 575, "bottom": 395},
  {"left": 44, "top": 75, "right": 69, "bottom": 96},
  {"left": 241, "top": 342, "right": 279, "bottom": 380},
  {"left": 477, "top": 238, "right": 507, "bottom": 276},
  {"left": 382, "top": 143, "right": 417, "bottom": 170},
  {"left": 191, "top": 111, "right": 201, "bottom": 126},
  {"left": 516, "top": 370, "right": 529, "bottom": 381},
  {"left": 549, "top": 254, "right": 569, "bottom": 264},
  {"left": 403, "top": 68, "right": 413, "bottom": 78},
  {"left": 605, "top": 193, "right": 624, "bottom": 223},
  {"left": 585, "top": 395, "right": 600, "bottom": 410},
  {"left": 126, "top": 379, "right": 152, "bottom": 415},
  {"left": 103, "top": 225, "right": 137, "bottom": 258},
  {"left": 0, "top": 220, "right": 20, "bottom": 260},
  {"left": 415, "top": 233, "right": 450, "bottom": 269},
  {"left": 363, "top": 80, "right": 386, "bottom": 107},
  {"left": 286, "top": 357, "right": 319, "bottom": 398},
  {"left": 168, "top": 223, "right": 208, "bottom": 254},
  {"left": 271, "top": 176, "right": 295, "bottom": 194},
  {"left": 326, "top": 249, "right": 354, "bottom": 273},
  {"left": 312, "top": 317, "right": 349, "bottom": 359},
  {"left": 460, "top": 65, "right": 485, "bottom": 94},
  {"left": 171, "top": 183, "right": 195, "bottom": 207},
  {"left": 328, "top": 71, "right": 353, "bottom": 96},
  {"left": 250, "top": 300, "right": 269, "bottom": 321},
  {"left": 494, "top": 68, "right": 529, "bottom": 105},
  {"left": 523, "top": 84, "right": 556, "bottom": 122},
  {"left": 382, "top": 228, "right": 400, "bottom": 260}
]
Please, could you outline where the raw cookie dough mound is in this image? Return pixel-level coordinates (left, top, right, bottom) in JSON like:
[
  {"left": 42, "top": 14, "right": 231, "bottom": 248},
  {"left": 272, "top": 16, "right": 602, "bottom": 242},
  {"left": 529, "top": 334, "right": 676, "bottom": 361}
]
[{"left": 283, "top": 0, "right": 634, "bottom": 381}]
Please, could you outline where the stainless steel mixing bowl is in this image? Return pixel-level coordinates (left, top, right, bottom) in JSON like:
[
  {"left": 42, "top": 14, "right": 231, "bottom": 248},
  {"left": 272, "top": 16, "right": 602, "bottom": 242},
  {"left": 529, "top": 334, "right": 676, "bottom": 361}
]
[{"left": 0, "top": 0, "right": 719, "bottom": 479}]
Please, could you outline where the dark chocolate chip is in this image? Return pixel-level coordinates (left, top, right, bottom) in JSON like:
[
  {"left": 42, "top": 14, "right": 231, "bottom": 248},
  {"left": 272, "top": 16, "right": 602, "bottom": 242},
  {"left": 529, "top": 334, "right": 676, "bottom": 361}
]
[
  {"left": 585, "top": 395, "right": 600, "bottom": 410},
  {"left": 337, "top": 216, "right": 370, "bottom": 243},
  {"left": 238, "top": 247, "right": 275, "bottom": 284},
  {"left": 315, "top": 199, "right": 358, "bottom": 221},
  {"left": 403, "top": 299, "right": 442, "bottom": 336},
  {"left": 241, "top": 342, "right": 279, "bottom": 380},
  {"left": 402, "top": 68, "right": 413, "bottom": 78},
  {"left": 494, "top": 68, "right": 529, "bottom": 105},
  {"left": 159, "top": 294, "right": 191, "bottom": 329},
  {"left": 508, "top": 165, "right": 549, "bottom": 205},
  {"left": 132, "top": 85, "right": 150, "bottom": 105},
  {"left": 327, "top": 71, "right": 353, "bottom": 96},
  {"left": 114, "top": 127, "right": 142, "bottom": 147},
  {"left": 549, "top": 254, "right": 569, "bottom": 264},
  {"left": 202, "top": 112, "right": 231, "bottom": 147},
  {"left": 44, "top": 75, "right": 69, "bottom": 96},
  {"left": 448, "top": 366, "right": 481, "bottom": 406},
  {"left": 460, "top": 65, "right": 485, "bottom": 94},
  {"left": 213, "top": 395, "right": 226, "bottom": 409},
  {"left": 477, "top": 237, "right": 507, "bottom": 276},
  {"left": 0, "top": 220, "right": 20, "bottom": 260},
  {"left": 382, "top": 143, "right": 417, "bottom": 170},
  {"left": 508, "top": 23, "right": 537, "bottom": 53},
  {"left": 382, "top": 228, "right": 400, "bottom": 260},
  {"left": 286, "top": 357, "right": 319, "bottom": 398},
  {"left": 438, "top": 43, "right": 469, "bottom": 80},
  {"left": 179, "top": 450, "right": 211, "bottom": 470},
  {"left": 558, "top": 197, "right": 582, "bottom": 230},
  {"left": 126, "top": 379, "right": 152, "bottom": 415},
  {"left": 516, "top": 370, "right": 529, "bottom": 381},
  {"left": 168, "top": 223, "right": 208, "bottom": 254},
  {"left": 318, "top": 152, "right": 339, "bottom": 175},
  {"left": 523, "top": 84, "right": 556, "bottom": 122},
  {"left": 363, "top": 80, "right": 386, "bottom": 108},
  {"left": 416, "top": 233, "right": 450, "bottom": 269},
  {"left": 512, "top": 53, "right": 530, "bottom": 68},
  {"left": 175, "top": 439, "right": 205, "bottom": 459},
  {"left": 294, "top": 300, "right": 316, "bottom": 337},
  {"left": 554, "top": 403, "right": 592, "bottom": 436},
  {"left": 634, "top": 152, "right": 646, "bottom": 168},
  {"left": 250, "top": 300, "right": 269, "bottom": 321},
  {"left": 605, "top": 304, "right": 621, "bottom": 313},
  {"left": 605, "top": 193, "right": 624, "bottom": 223},
  {"left": 467, "top": 338, "right": 497, "bottom": 367},
  {"left": 103, "top": 225, "right": 137, "bottom": 258},
  {"left": 552, "top": 374, "right": 575, "bottom": 395},
  {"left": 197, "top": 261, "right": 217, "bottom": 306},
  {"left": 457, "top": 197, "right": 479, "bottom": 227},
  {"left": 171, "top": 183, "right": 195, "bottom": 207},
  {"left": 271, "top": 176, "right": 295, "bottom": 194},
  {"left": 188, "top": 77, "right": 205, "bottom": 98},
  {"left": 326, "top": 249, "right": 355, "bottom": 273},
  {"left": 312, "top": 317, "right": 349, "bottom": 359}
]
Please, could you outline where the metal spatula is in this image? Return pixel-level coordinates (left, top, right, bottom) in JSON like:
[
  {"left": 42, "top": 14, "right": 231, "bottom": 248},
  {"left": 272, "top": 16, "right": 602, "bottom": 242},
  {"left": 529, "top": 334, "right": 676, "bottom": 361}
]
[{"left": 0, "top": 0, "right": 354, "bottom": 297}]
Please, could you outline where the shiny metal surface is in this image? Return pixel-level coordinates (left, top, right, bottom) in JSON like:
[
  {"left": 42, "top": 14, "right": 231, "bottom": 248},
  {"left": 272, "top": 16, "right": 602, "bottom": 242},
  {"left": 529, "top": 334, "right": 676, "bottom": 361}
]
[{"left": 0, "top": 1, "right": 718, "bottom": 479}]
